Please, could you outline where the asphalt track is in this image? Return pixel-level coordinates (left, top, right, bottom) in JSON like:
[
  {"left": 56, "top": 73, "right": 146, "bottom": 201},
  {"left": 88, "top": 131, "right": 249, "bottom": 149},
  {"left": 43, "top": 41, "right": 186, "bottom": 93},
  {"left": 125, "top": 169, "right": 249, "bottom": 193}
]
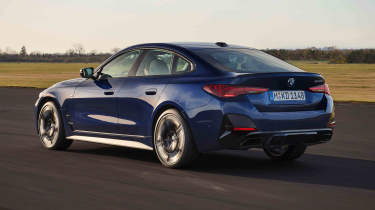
[{"left": 0, "top": 87, "right": 374, "bottom": 210}]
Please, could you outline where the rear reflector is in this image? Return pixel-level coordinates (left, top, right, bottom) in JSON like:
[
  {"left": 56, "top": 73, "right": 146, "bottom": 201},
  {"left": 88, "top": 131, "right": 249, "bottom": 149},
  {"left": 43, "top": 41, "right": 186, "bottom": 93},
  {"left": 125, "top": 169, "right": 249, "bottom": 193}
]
[
  {"left": 328, "top": 121, "right": 336, "bottom": 128},
  {"left": 328, "top": 111, "right": 336, "bottom": 128},
  {"left": 233, "top": 127, "right": 257, "bottom": 131},
  {"left": 203, "top": 84, "right": 268, "bottom": 98},
  {"left": 309, "top": 84, "right": 330, "bottom": 95}
]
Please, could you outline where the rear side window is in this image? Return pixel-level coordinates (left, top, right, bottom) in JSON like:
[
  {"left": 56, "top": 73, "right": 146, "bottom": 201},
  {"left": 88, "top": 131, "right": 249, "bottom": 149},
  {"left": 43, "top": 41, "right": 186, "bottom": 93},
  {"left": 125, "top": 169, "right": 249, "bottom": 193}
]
[
  {"left": 193, "top": 48, "right": 303, "bottom": 73},
  {"left": 174, "top": 56, "right": 191, "bottom": 74},
  {"left": 136, "top": 49, "right": 173, "bottom": 76}
]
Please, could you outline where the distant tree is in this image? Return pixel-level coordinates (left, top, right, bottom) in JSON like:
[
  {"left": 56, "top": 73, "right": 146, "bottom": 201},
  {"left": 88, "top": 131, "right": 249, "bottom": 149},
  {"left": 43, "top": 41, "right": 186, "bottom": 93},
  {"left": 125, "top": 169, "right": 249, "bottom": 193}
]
[
  {"left": 329, "top": 50, "right": 346, "bottom": 64},
  {"left": 30, "top": 51, "right": 42, "bottom": 56},
  {"left": 72, "top": 43, "right": 85, "bottom": 55},
  {"left": 329, "top": 54, "right": 346, "bottom": 64},
  {"left": 364, "top": 49, "right": 375, "bottom": 63},
  {"left": 20, "top": 46, "right": 27, "bottom": 56},
  {"left": 347, "top": 49, "right": 375, "bottom": 63}
]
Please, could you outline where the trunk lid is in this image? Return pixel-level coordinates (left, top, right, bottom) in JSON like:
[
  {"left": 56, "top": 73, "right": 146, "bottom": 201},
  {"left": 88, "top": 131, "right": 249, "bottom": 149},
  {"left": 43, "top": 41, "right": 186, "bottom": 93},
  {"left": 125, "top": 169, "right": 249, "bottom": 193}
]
[{"left": 232, "top": 72, "right": 326, "bottom": 112}]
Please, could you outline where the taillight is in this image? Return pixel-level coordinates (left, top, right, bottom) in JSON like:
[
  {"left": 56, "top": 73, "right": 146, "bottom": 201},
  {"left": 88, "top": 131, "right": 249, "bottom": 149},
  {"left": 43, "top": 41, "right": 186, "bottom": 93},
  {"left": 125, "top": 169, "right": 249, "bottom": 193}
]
[
  {"left": 309, "top": 84, "right": 330, "bottom": 95},
  {"left": 203, "top": 84, "right": 268, "bottom": 98}
]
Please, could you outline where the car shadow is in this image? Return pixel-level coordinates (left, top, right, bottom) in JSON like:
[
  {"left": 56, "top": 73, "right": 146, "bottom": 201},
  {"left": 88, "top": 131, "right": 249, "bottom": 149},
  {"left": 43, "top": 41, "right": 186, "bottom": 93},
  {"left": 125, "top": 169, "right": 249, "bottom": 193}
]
[
  {"left": 191, "top": 150, "right": 375, "bottom": 190},
  {"left": 68, "top": 144, "right": 375, "bottom": 191}
]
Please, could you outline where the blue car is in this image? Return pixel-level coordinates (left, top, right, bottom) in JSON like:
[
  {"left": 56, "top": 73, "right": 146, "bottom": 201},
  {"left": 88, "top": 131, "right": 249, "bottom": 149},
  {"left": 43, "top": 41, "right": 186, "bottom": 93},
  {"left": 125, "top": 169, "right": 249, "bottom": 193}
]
[{"left": 35, "top": 42, "right": 335, "bottom": 168}]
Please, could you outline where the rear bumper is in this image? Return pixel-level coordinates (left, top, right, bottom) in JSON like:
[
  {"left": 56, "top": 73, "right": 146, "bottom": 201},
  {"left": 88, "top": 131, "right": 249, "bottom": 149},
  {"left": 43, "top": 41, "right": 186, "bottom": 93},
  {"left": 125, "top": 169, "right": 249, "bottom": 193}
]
[
  {"left": 185, "top": 91, "right": 334, "bottom": 152},
  {"left": 219, "top": 128, "right": 333, "bottom": 149}
]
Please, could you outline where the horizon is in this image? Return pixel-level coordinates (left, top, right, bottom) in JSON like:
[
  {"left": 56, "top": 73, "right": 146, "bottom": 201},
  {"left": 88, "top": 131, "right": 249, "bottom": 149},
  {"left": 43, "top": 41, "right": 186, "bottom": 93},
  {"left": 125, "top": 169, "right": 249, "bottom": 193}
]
[
  {"left": 2, "top": 44, "right": 375, "bottom": 55},
  {"left": 1, "top": 0, "right": 374, "bottom": 53}
]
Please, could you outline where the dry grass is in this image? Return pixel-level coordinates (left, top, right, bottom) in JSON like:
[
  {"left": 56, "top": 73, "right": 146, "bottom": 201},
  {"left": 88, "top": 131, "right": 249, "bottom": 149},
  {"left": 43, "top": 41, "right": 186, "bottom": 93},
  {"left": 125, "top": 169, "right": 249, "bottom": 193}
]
[
  {"left": 0, "top": 63, "right": 99, "bottom": 88},
  {"left": 0, "top": 62, "right": 374, "bottom": 102},
  {"left": 290, "top": 61, "right": 375, "bottom": 102}
]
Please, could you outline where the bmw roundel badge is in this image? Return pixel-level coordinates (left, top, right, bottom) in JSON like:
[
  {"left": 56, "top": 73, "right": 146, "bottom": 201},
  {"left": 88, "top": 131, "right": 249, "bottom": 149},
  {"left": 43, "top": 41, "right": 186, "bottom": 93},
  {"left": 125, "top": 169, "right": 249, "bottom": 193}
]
[{"left": 287, "top": 78, "right": 295, "bottom": 87}]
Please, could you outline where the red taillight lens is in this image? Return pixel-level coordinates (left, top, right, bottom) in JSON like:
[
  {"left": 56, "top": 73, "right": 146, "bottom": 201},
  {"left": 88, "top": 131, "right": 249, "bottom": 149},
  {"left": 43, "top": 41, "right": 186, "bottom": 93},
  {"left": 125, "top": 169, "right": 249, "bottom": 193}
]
[
  {"left": 309, "top": 84, "right": 330, "bottom": 95},
  {"left": 233, "top": 127, "right": 257, "bottom": 131},
  {"left": 203, "top": 84, "right": 268, "bottom": 98}
]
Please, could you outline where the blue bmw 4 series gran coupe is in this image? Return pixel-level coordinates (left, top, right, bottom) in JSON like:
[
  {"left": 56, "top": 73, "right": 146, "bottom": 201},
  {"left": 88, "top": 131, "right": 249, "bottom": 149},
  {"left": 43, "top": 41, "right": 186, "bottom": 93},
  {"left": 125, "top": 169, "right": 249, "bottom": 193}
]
[{"left": 35, "top": 42, "right": 335, "bottom": 168}]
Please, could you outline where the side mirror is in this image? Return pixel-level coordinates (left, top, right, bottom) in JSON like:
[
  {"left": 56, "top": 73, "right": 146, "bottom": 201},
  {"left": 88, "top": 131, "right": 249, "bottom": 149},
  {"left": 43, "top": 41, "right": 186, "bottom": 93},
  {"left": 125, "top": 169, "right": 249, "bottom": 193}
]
[{"left": 80, "top": 67, "right": 94, "bottom": 79}]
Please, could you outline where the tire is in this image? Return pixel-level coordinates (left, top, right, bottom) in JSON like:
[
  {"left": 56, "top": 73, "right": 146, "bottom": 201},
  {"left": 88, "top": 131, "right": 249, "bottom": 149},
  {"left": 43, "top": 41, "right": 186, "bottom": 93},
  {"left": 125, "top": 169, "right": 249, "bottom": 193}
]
[
  {"left": 38, "top": 101, "right": 72, "bottom": 150},
  {"left": 263, "top": 143, "right": 306, "bottom": 161},
  {"left": 153, "top": 109, "right": 199, "bottom": 168}
]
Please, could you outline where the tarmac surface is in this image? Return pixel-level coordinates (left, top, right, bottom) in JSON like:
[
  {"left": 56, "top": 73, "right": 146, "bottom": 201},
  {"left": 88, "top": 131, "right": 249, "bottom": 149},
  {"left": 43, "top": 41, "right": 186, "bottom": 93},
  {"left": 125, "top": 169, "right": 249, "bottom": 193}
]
[{"left": 0, "top": 87, "right": 374, "bottom": 210}]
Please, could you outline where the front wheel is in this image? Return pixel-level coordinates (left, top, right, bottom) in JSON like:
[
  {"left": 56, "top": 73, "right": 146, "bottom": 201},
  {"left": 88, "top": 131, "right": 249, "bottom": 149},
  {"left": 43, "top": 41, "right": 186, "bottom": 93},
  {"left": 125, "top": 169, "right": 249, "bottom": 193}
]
[
  {"left": 263, "top": 142, "right": 306, "bottom": 161},
  {"left": 153, "top": 109, "right": 199, "bottom": 168},
  {"left": 38, "top": 101, "right": 72, "bottom": 150}
]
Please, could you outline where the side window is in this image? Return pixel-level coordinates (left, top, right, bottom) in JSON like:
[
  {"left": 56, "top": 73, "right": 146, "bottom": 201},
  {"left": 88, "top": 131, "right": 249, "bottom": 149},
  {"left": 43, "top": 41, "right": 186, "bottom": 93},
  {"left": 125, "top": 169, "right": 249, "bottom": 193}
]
[
  {"left": 101, "top": 50, "right": 140, "bottom": 78},
  {"left": 136, "top": 49, "right": 173, "bottom": 76},
  {"left": 174, "top": 56, "right": 191, "bottom": 74}
]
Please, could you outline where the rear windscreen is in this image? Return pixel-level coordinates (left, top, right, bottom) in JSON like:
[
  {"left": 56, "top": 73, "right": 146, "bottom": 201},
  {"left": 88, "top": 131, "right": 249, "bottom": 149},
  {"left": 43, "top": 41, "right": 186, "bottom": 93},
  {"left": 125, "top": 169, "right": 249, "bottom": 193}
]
[{"left": 193, "top": 48, "right": 304, "bottom": 73}]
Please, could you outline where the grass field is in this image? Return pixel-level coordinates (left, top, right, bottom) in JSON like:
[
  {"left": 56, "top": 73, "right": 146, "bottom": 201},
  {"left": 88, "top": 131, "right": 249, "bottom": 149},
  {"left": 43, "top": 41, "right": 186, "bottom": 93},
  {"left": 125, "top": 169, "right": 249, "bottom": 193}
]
[
  {"left": 0, "top": 62, "right": 374, "bottom": 102},
  {"left": 0, "top": 63, "right": 99, "bottom": 88},
  {"left": 291, "top": 61, "right": 375, "bottom": 102}
]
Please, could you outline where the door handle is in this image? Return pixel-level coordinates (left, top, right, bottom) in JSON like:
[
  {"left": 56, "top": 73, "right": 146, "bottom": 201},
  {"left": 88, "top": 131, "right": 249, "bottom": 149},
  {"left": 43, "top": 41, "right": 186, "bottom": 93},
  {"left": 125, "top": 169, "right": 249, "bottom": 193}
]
[
  {"left": 145, "top": 88, "right": 157, "bottom": 95},
  {"left": 104, "top": 91, "right": 114, "bottom": 95}
]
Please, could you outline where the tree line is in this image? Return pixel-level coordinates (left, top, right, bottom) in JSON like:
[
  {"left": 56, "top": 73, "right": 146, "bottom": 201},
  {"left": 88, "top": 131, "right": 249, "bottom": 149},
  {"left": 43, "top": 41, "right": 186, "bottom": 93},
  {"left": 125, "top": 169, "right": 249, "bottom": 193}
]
[
  {"left": 0, "top": 52, "right": 111, "bottom": 63},
  {"left": 0, "top": 44, "right": 113, "bottom": 63},
  {"left": 0, "top": 45, "right": 374, "bottom": 63},
  {"left": 263, "top": 47, "right": 375, "bottom": 64}
]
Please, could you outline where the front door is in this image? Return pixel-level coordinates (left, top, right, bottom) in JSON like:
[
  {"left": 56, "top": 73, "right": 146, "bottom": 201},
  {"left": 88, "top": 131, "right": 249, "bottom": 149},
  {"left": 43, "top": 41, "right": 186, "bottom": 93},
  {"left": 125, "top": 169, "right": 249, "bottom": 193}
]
[{"left": 69, "top": 50, "right": 141, "bottom": 134}]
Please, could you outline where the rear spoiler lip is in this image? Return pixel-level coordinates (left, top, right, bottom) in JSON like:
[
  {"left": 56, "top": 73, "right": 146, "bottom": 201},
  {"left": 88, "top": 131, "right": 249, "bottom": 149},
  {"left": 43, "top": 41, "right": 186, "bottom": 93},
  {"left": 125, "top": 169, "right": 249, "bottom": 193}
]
[
  {"left": 233, "top": 71, "right": 321, "bottom": 76},
  {"left": 231, "top": 71, "right": 323, "bottom": 79}
]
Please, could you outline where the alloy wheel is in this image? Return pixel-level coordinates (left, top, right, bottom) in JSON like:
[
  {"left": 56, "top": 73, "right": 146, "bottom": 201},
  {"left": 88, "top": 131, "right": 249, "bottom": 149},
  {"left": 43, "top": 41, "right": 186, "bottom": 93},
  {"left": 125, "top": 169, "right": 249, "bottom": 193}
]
[
  {"left": 154, "top": 113, "right": 185, "bottom": 166},
  {"left": 38, "top": 103, "right": 60, "bottom": 148}
]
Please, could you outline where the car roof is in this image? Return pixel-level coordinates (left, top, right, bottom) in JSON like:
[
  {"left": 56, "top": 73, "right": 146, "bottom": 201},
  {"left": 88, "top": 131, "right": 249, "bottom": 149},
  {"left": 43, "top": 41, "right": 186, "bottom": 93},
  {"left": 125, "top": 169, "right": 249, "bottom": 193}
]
[{"left": 128, "top": 42, "right": 254, "bottom": 51}]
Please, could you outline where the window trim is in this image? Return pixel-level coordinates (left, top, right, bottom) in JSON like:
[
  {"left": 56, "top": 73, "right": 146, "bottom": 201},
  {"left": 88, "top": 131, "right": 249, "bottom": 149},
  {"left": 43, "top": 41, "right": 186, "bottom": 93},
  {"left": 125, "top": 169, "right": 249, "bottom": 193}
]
[{"left": 94, "top": 47, "right": 195, "bottom": 79}]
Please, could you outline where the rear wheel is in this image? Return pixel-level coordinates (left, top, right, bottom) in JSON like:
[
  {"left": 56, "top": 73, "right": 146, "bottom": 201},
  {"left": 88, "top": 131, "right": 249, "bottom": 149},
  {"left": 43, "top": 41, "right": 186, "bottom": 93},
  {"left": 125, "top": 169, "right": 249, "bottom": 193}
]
[
  {"left": 38, "top": 101, "right": 72, "bottom": 150},
  {"left": 153, "top": 109, "right": 198, "bottom": 168},
  {"left": 263, "top": 142, "right": 306, "bottom": 161}
]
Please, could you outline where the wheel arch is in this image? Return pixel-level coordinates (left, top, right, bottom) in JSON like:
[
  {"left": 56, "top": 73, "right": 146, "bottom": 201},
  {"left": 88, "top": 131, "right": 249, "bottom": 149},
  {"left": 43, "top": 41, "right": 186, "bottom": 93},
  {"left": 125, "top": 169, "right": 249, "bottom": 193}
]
[
  {"left": 151, "top": 101, "right": 197, "bottom": 149},
  {"left": 35, "top": 95, "right": 63, "bottom": 134}
]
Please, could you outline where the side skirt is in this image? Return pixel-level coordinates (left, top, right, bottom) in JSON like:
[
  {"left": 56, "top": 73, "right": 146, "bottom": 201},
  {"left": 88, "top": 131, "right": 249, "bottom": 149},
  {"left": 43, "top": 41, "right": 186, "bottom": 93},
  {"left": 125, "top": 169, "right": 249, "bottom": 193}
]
[{"left": 66, "top": 135, "right": 153, "bottom": 151}]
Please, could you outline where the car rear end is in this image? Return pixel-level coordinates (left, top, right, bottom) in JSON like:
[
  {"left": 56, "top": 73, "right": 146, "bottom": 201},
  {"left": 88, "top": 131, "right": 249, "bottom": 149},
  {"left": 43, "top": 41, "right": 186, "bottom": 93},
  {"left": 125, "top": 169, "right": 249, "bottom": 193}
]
[
  {"left": 203, "top": 72, "right": 334, "bottom": 150},
  {"left": 193, "top": 46, "right": 335, "bottom": 150}
]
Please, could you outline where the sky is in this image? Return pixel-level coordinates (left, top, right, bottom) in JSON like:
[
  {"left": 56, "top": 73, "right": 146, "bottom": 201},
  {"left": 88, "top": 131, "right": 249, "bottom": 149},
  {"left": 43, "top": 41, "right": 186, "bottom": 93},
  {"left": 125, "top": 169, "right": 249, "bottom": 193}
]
[{"left": 0, "top": 0, "right": 374, "bottom": 53}]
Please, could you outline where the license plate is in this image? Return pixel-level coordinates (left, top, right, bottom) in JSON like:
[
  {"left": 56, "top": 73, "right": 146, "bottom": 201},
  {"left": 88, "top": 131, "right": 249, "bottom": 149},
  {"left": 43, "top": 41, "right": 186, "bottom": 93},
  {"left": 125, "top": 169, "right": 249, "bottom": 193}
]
[{"left": 271, "top": 91, "right": 306, "bottom": 101}]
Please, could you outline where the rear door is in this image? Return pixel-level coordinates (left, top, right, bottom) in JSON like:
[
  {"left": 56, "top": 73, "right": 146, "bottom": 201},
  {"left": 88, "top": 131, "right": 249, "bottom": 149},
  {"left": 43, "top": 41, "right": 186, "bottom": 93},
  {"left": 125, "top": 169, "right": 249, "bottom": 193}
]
[
  {"left": 69, "top": 50, "right": 141, "bottom": 133},
  {"left": 117, "top": 49, "right": 189, "bottom": 139}
]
